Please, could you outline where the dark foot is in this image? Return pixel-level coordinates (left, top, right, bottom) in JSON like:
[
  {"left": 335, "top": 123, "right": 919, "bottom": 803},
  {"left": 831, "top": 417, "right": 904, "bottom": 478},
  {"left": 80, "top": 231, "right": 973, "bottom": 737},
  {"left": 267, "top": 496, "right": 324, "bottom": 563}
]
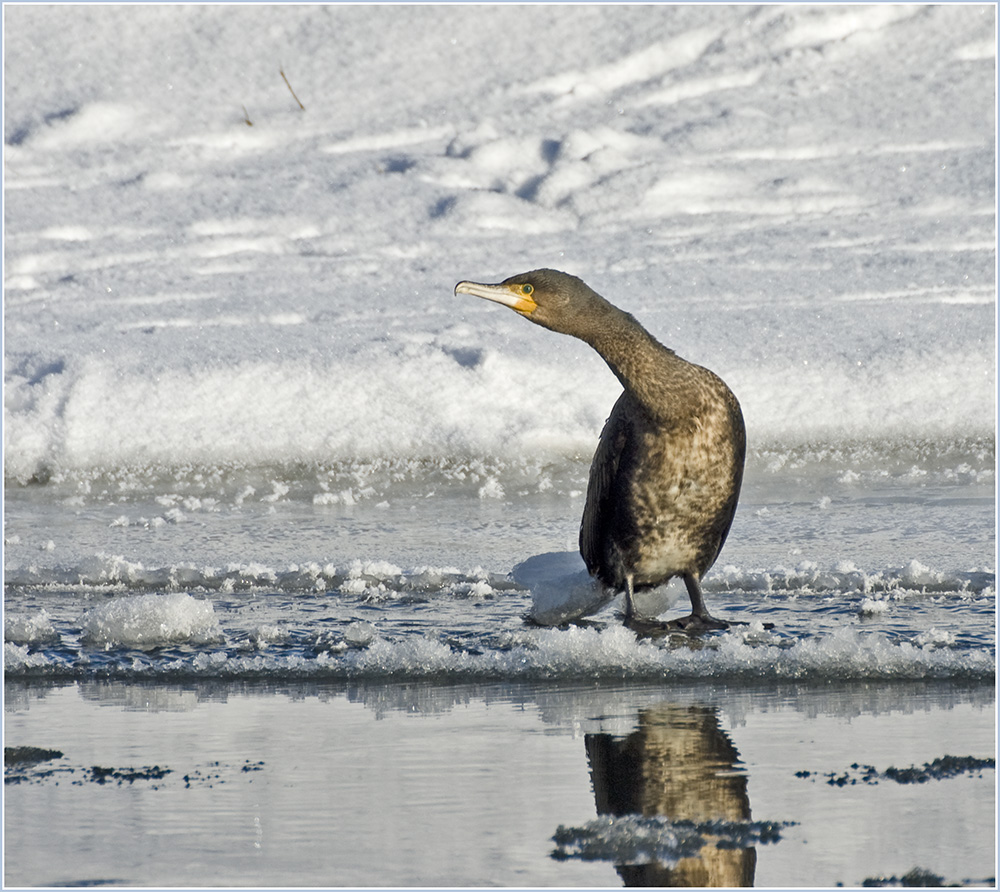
[
  {"left": 624, "top": 613, "right": 729, "bottom": 638},
  {"left": 623, "top": 615, "right": 671, "bottom": 637},
  {"left": 623, "top": 614, "right": 773, "bottom": 638},
  {"left": 666, "top": 613, "right": 730, "bottom": 633},
  {"left": 662, "top": 615, "right": 776, "bottom": 632}
]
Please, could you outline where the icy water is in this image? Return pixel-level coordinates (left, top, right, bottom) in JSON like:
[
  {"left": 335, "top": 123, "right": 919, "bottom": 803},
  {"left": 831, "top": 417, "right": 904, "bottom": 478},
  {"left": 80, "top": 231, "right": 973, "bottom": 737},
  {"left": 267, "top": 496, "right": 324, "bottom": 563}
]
[
  {"left": 4, "top": 443, "right": 997, "bottom": 887},
  {"left": 4, "top": 443, "right": 996, "bottom": 682}
]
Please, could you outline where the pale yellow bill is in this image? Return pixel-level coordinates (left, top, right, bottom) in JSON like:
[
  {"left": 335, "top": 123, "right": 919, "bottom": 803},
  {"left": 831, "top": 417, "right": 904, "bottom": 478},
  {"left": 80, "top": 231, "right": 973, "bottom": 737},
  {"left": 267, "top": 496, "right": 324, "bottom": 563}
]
[{"left": 455, "top": 280, "right": 537, "bottom": 315}]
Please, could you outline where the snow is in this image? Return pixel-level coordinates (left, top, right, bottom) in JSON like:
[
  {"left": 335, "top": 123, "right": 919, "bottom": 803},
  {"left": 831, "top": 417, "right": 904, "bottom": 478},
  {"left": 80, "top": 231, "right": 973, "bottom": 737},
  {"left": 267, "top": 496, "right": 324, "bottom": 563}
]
[{"left": 3, "top": 4, "right": 995, "bottom": 483}]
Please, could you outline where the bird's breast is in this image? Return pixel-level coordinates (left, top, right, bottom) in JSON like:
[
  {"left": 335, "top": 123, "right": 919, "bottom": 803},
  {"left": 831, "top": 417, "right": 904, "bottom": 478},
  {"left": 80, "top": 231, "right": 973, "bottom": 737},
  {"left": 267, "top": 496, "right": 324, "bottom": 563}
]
[{"left": 615, "top": 404, "right": 741, "bottom": 580}]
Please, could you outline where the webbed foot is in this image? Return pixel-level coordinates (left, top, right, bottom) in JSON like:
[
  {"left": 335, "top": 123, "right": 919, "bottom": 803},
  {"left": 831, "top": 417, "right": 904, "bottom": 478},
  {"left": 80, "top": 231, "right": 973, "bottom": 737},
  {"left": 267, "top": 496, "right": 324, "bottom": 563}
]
[
  {"left": 623, "top": 612, "right": 729, "bottom": 638},
  {"left": 665, "top": 613, "right": 730, "bottom": 633},
  {"left": 623, "top": 613, "right": 775, "bottom": 639}
]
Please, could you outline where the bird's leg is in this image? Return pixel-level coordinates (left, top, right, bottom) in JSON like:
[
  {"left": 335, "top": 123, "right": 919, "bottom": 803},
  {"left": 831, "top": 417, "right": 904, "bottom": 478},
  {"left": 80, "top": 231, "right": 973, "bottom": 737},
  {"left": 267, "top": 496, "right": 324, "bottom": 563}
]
[
  {"left": 684, "top": 574, "right": 711, "bottom": 617},
  {"left": 623, "top": 574, "right": 636, "bottom": 619},
  {"left": 622, "top": 574, "right": 734, "bottom": 637},
  {"left": 673, "top": 574, "right": 729, "bottom": 631}
]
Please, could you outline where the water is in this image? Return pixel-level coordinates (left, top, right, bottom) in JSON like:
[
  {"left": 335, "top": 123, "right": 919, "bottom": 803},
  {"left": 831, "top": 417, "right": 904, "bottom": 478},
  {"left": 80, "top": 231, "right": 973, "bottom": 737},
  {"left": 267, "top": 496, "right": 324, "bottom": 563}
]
[
  {"left": 5, "top": 443, "right": 994, "bottom": 886},
  {"left": 4, "top": 678, "right": 995, "bottom": 887}
]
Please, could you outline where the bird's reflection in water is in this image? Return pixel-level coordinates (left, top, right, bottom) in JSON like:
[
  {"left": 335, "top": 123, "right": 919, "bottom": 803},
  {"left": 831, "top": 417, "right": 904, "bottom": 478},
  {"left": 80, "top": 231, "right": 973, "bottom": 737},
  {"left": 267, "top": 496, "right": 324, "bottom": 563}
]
[{"left": 585, "top": 703, "right": 755, "bottom": 887}]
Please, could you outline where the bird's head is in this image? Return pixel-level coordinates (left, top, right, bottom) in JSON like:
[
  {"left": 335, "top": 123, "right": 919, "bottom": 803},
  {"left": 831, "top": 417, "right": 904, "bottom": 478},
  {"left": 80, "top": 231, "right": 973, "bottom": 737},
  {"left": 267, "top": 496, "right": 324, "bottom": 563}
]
[{"left": 454, "top": 268, "right": 608, "bottom": 338}]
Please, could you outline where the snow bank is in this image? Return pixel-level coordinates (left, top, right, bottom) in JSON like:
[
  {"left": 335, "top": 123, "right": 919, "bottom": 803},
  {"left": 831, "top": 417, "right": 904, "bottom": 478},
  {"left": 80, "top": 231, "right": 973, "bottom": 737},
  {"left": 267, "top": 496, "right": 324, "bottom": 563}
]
[{"left": 3, "top": 5, "right": 994, "bottom": 481}]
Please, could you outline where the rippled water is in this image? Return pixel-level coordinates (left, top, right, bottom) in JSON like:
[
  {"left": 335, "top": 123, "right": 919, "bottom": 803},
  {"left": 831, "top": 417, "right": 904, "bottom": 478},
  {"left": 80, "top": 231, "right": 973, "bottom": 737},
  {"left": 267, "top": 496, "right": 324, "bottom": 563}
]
[{"left": 4, "top": 441, "right": 995, "bottom": 685}]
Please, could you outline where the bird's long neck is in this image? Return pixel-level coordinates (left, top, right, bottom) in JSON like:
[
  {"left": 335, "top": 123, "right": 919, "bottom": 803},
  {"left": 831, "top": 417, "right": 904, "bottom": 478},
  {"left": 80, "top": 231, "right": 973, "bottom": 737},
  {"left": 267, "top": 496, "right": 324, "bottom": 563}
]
[{"left": 579, "top": 301, "right": 690, "bottom": 412}]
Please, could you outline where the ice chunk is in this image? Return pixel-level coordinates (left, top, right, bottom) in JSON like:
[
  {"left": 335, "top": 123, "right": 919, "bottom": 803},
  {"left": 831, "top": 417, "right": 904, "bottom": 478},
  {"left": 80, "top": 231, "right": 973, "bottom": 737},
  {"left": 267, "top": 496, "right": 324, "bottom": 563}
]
[
  {"left": 4, "top": 610, "right": 58, "bottom": 645},
  {"left": 859, "top": 597, "right": 890, "bottom": 616},
  {"left": 513, "top": 552, "right": 615, "bottom": 625},
  {"left": 477, "top": 477, "right": 505, "bottom": 500},
  {"left": 3, "top": 642, "right": 54, "bottom": 672},
  {"left": 344, "top": 621, "right": 377, "bottom": 647},
  {"left": 80, "top": 593, "right": 222, "bottom": 648},
  {"left": 514, "top": 552, "right": 682, "bottom": 625}
]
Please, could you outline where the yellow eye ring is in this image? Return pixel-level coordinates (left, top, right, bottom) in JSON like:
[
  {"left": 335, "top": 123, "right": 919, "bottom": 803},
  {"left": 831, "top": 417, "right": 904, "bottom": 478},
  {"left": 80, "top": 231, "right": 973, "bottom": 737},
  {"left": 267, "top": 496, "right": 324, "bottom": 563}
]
[{"left": 521, "top": 284, "right": 534, "bottom": 295}]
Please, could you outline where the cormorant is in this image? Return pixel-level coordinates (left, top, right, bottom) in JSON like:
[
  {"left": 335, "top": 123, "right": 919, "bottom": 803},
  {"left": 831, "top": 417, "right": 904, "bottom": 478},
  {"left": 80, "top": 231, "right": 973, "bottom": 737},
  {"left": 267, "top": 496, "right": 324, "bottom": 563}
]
[{"left": 455, "top": 268, "right": 745, "bottom": 631}]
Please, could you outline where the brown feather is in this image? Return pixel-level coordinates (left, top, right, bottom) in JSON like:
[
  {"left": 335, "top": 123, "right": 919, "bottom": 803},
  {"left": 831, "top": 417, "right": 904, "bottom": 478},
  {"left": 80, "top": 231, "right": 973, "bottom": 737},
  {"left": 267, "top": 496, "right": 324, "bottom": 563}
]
[{"left": 457, "top": 268, "right": 746, "bottom": 624}]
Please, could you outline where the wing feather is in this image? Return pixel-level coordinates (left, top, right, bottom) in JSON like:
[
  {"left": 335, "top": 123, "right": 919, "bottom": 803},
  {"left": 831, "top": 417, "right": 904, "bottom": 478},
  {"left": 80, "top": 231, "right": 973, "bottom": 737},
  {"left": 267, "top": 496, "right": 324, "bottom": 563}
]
[
  {"left": 579, "top": 393, "right": 631, "bottom": 585},
  {"left": 703, "top": 390, "right": 746, "bottom": 568}
]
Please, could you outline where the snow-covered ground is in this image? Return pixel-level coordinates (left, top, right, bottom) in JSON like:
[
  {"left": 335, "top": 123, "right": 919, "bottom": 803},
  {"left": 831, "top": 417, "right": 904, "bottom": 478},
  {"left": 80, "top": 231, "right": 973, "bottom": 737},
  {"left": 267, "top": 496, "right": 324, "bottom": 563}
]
[{"left": 4, "top": 4, "right": 995, "bottom": 478}]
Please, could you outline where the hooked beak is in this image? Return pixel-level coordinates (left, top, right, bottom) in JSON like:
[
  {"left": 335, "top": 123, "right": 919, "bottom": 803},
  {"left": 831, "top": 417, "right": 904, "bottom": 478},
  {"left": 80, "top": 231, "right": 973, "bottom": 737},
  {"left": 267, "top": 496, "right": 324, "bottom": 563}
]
[{"left": 454, "top": 280, "right": 538, "bottom": 316}]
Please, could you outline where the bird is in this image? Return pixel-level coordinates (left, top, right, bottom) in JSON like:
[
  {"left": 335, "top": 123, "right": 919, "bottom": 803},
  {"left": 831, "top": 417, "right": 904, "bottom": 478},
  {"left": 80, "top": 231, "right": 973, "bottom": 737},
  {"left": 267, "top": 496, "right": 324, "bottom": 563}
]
[{"left": 455, "top": 269, "right": 745, "bottom": 631}]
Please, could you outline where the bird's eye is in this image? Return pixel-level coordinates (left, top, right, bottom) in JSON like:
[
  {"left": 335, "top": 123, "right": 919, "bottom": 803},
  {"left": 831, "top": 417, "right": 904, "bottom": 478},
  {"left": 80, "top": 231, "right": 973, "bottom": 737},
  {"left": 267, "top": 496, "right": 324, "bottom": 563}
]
[{"left": 521, "top": 284, "right": 534, "bottom": 295}]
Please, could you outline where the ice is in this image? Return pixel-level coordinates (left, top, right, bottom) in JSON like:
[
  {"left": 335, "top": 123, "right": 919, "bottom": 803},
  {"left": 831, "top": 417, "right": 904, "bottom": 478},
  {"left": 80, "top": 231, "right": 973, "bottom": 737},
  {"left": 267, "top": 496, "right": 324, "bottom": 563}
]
[
  {"left": 859, "top": 598, "right": 891, "bottom": 617},
  {"left": 914, "top": 628, "right": 957, "bottom": 649},
  {"left": 515, "top": 553, "right": 685, "bottom": 626},
  {"left": 79, "top": 593, "right": 222, "bottom": 648},
  {"left": 4, "top": 609, "right": 58, "bottom": 645},
  {"left": 343, "top": 621, "right": 377, "bottom": 648},
  {"left": 248, "top": 624, "right": 287, "bottom": 648},
  {"left": 6, "top": 614, "right": 991, "bottom": 682},
  {"left": 514, "top": 551, "right": 614, "bottom": 625},
  {"left": 347, "top": 559, "right": 404, "bottom": 580},
  {"left": 707, "top": 562, "right": 993, "bottom": 597},
  {"left": 477, "top": 477, "right": 505, "bottom": 500},
  {"left": 3, "top": 642, "right": 53, "bottom": 672}
]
